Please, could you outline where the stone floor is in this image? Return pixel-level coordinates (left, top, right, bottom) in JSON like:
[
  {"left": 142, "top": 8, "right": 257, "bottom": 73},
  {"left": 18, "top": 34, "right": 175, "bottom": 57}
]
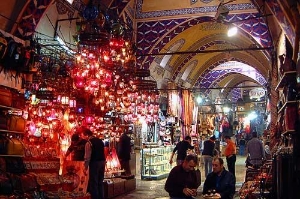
[{"left": 114, "top": 155, "right": 247, "bottom": 199}]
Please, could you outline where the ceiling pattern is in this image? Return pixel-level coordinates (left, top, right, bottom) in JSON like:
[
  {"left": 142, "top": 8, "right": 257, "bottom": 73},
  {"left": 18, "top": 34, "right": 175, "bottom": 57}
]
[
  {"left": 231, "top": 88, "right": 242, "bottom": 102},
  {"left": 14, "top": 0, "right": 52, "bottom": 39},
  {"left": 135, "top": 0, "right": 256, "bottom": 19},
  {"left": 169, "top": 35, "right": 269, "bottom": 84},
  {"left": 195, "top": 51, "right": 268, "bottom": 85},
  {"left": 136, "top": 15, "right": 272, "bottom": 81},
  {"left": 197, "top": 66, "right": 266, "bottom": 89}
]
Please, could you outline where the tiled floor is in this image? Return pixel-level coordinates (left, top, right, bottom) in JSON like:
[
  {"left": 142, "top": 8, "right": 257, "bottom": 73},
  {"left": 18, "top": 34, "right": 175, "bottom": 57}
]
[{"left": 114, "top": 155, "right": 247, "bottom": 199}]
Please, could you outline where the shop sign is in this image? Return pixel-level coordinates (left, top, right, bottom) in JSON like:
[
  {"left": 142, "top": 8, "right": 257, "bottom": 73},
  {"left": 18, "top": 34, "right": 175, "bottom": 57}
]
[{"left": 249, "top": 88, "right": 265, "bottom": 99}]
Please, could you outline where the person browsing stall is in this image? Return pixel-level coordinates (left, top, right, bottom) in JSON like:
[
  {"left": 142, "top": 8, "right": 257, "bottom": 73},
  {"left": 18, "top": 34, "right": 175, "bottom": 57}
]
[
  {"left": 117, "top": 129, "right": 132, "bottom": 176},
  {"left": 170, "top": 135, "right": 194, "bottom": 165},
  {"left": 65, "top": 133, "right": 87, "bottom": 161},
  {"left": 202, "top": 135, "right": 217, "bottom": 177},
  {"left": 165, "top": 154, "right": 200, "bottom": 199},
  {"left": 224, "top": 136, "right": 236, "bottom": 178},
  {"left": 82, "top": 128, "right": 106, "bottom": 199},
  {"left": 203, "top": 157, "right": 235, "bottom": 199},
  {"left": 246, "top": 131, "right": 265, "bottom": 168}
]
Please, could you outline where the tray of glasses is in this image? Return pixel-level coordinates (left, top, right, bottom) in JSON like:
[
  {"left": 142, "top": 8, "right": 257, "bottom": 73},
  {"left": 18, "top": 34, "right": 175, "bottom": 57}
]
[{"left": 203, "top": 194, "right": 221, "bottom": 199}]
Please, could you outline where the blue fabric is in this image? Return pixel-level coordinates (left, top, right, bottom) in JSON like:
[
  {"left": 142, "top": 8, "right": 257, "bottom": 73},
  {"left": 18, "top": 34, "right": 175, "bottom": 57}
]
[
  {"left": 239, "top": 145, "right": 245, "bottom": 156},
  {"left": 203, "top": 156, "right": 213, "bottom": 177}
]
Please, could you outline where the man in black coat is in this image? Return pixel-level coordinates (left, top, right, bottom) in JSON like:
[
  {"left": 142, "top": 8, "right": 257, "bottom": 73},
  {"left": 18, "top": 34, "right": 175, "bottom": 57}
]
[
  {"left": 169, "top": 135, "right": 194, "bottom": 165},
  {"left": 118, "top": 130, "right": 132, "bottom": 176},
  {"left": 203, "top": 157, "right": 235, "bottom": 199},
  {"left": 82, "top": 128, "right": 106, "bottom": 199},
  {"left": 165, "top": 154, "right": 200, "bottom": 199}
]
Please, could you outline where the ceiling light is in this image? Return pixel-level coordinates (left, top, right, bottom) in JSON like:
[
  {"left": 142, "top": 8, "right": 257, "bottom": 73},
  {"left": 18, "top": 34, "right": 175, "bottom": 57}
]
[
  {"left": 196, "top": 96, "right": 203, "bottom": 104},
  {"left": 227, "top": 26, "right": 238, "bottom": 37}
]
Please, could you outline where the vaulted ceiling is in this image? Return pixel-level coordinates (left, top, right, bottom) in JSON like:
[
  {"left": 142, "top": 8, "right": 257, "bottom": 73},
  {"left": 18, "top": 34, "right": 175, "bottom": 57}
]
[{"left": 0, "top": 0, "right": 298, "bottom": 101}]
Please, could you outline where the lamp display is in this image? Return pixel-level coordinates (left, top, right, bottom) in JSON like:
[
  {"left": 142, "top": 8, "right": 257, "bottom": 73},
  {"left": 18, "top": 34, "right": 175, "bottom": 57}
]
[
  {"left": 69, "top": 98, "right": 77, "bottom": 108},
  {"left": 23, "top": 1, "right": 159, "bottom": 175},
  {"left": 61, "top": 96, "right": 70, "bottom": 105}
]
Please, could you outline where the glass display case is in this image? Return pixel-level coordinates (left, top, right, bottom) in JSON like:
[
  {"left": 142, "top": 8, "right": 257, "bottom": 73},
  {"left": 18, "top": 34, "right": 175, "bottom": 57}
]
[{"left": 140, "top": 145, "right": 174, "bottom": 180}]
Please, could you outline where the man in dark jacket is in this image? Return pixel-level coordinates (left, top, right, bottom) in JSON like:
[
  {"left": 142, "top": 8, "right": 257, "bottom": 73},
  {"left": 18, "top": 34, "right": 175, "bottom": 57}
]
[
  {"left": 246, "top": 131, "right": 265, "bottom": 168},
  {"left": 202, "top": 135, "right": 217, "bottom": 177},
  {"left": 83, "top": 128, "right": 106, "bottom": 199},
  {"left": 169, "top": 136, "right": 194, "bottom": 165},
  {"left": 203, "top": 157, "right": 235, "bottom": 199},
  {"left": 65, "top": 133, "right": 87, "bottom": 161},
  {"left": 165, "top": 154, "right": 200, "bottom": 199},
  {"left": 118, "top": 130, "right": 132, "bottom": 176}
]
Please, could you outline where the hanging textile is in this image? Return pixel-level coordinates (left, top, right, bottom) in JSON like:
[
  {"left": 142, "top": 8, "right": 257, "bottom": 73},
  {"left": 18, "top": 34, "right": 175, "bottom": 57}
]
[
  {"left": 167, "top": 82, "right": 179, "bottom": 117},
  {"left": 192, "top": 103, "right": 198, "bottom": 126},
  {"left": 179, "top": 90, "right": 193, "bottom": 136}
]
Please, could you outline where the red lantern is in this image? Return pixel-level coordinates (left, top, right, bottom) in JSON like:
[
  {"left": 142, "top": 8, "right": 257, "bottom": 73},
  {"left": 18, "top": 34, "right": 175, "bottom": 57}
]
[
  {"left": 69, "top": 98, "right": 77, "bottom": 108},
  {"left": 74, "top": 76, "right": 85, "bottom": 88},
  {"left": 85, "top": 115, "right": 94, "bottom": 125},
  {"left": 68, "top": 112, "right": 76, "bottom": 123}
]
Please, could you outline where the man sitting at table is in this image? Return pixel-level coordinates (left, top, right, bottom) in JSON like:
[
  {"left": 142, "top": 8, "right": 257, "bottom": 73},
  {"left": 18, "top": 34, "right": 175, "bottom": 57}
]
[{"left": 203, "top": 157, "right": 235, "bottom": 199}]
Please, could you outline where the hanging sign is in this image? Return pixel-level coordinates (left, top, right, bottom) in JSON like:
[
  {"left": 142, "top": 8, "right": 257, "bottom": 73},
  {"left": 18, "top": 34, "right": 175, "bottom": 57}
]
[{"left": 249, "top": 88, "right": 265, "bottom": 99}]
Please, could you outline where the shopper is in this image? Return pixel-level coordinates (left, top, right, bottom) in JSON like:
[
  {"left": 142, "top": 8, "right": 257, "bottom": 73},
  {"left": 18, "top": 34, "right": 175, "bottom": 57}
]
[
  {"left": 65, "top": 133, "right": 87, "bottom": 161},
  {"left": 203, "top": 157, "right": 236, "bottom": 199},
  {"left": 82, "top": 128, "right": 106, "bottom": 199},
  {"left": 224, "top": 136, "right": 236, "bottom": 178},
  {"left": 165, "top": 154, "right": 200, "bottom": 199},
  {"left": 117, "top": 129, "right": 132, "bottom": 176},
  {"left": 169, "top": 135, "right": 194, "bottom": 165},
  {"left": 64, "top": 133, "right": 88, "bottom": 193},
  {"left": 239, "top": 136, "right": 246, "bottom": 156},
  {"left": 246, "top": 131, "right": 265, "bottom": 168},
  {"left": 202, "top": 135, "right": 217, "bottom": 177}
]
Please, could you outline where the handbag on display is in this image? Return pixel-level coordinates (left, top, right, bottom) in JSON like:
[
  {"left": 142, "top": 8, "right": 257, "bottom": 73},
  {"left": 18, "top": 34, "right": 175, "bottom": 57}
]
[
  {"left": 7, "top": 115, "right": 26, "bottom": 132},
  {"left": 0, "top": 114, "right": 8, "bottom": 130},
  {"left": 6, "top": 137, "right": 24, "bottom": 156},
  {"left": 11, "top": 90, "right": 26, "bottom": 110},
  {"left": 0, "top": 86, "right": 12, "bottom": 107}
]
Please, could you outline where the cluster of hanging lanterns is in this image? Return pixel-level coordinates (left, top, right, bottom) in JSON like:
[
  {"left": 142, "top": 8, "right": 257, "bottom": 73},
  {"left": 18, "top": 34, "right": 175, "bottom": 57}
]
[{"left": 69, "top": 1, "right": 159, "bottom": 126}]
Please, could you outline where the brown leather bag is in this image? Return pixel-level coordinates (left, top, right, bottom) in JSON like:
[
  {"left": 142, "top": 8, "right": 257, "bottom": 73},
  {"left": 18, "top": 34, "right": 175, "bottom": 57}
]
[
  {"left": 0, "top": 86, "right": 12, "bottom": 107},
  {"left": 11, "top": 90, "right": 26, "bottom": 109},
  {"left": 7, "top": 115, "right": 26, "bottom": 132},
  {"left": 6, "top": 138, "right": 25, "bottom": 156},
  {"left": 0, "top": 114, "right": 8, "bottom": 130}
]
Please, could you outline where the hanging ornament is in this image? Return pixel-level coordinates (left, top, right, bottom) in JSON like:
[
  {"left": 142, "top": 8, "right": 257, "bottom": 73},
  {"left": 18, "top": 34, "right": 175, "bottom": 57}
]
[
  {"left": 111, "top": 22, "right": 124, "bottom": 37},
  {"left": 95, "top": 12, "right": 106, "bottom": 27},
  {"left": 82, "top": 3, "right": 99, "bottom": 20}
]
